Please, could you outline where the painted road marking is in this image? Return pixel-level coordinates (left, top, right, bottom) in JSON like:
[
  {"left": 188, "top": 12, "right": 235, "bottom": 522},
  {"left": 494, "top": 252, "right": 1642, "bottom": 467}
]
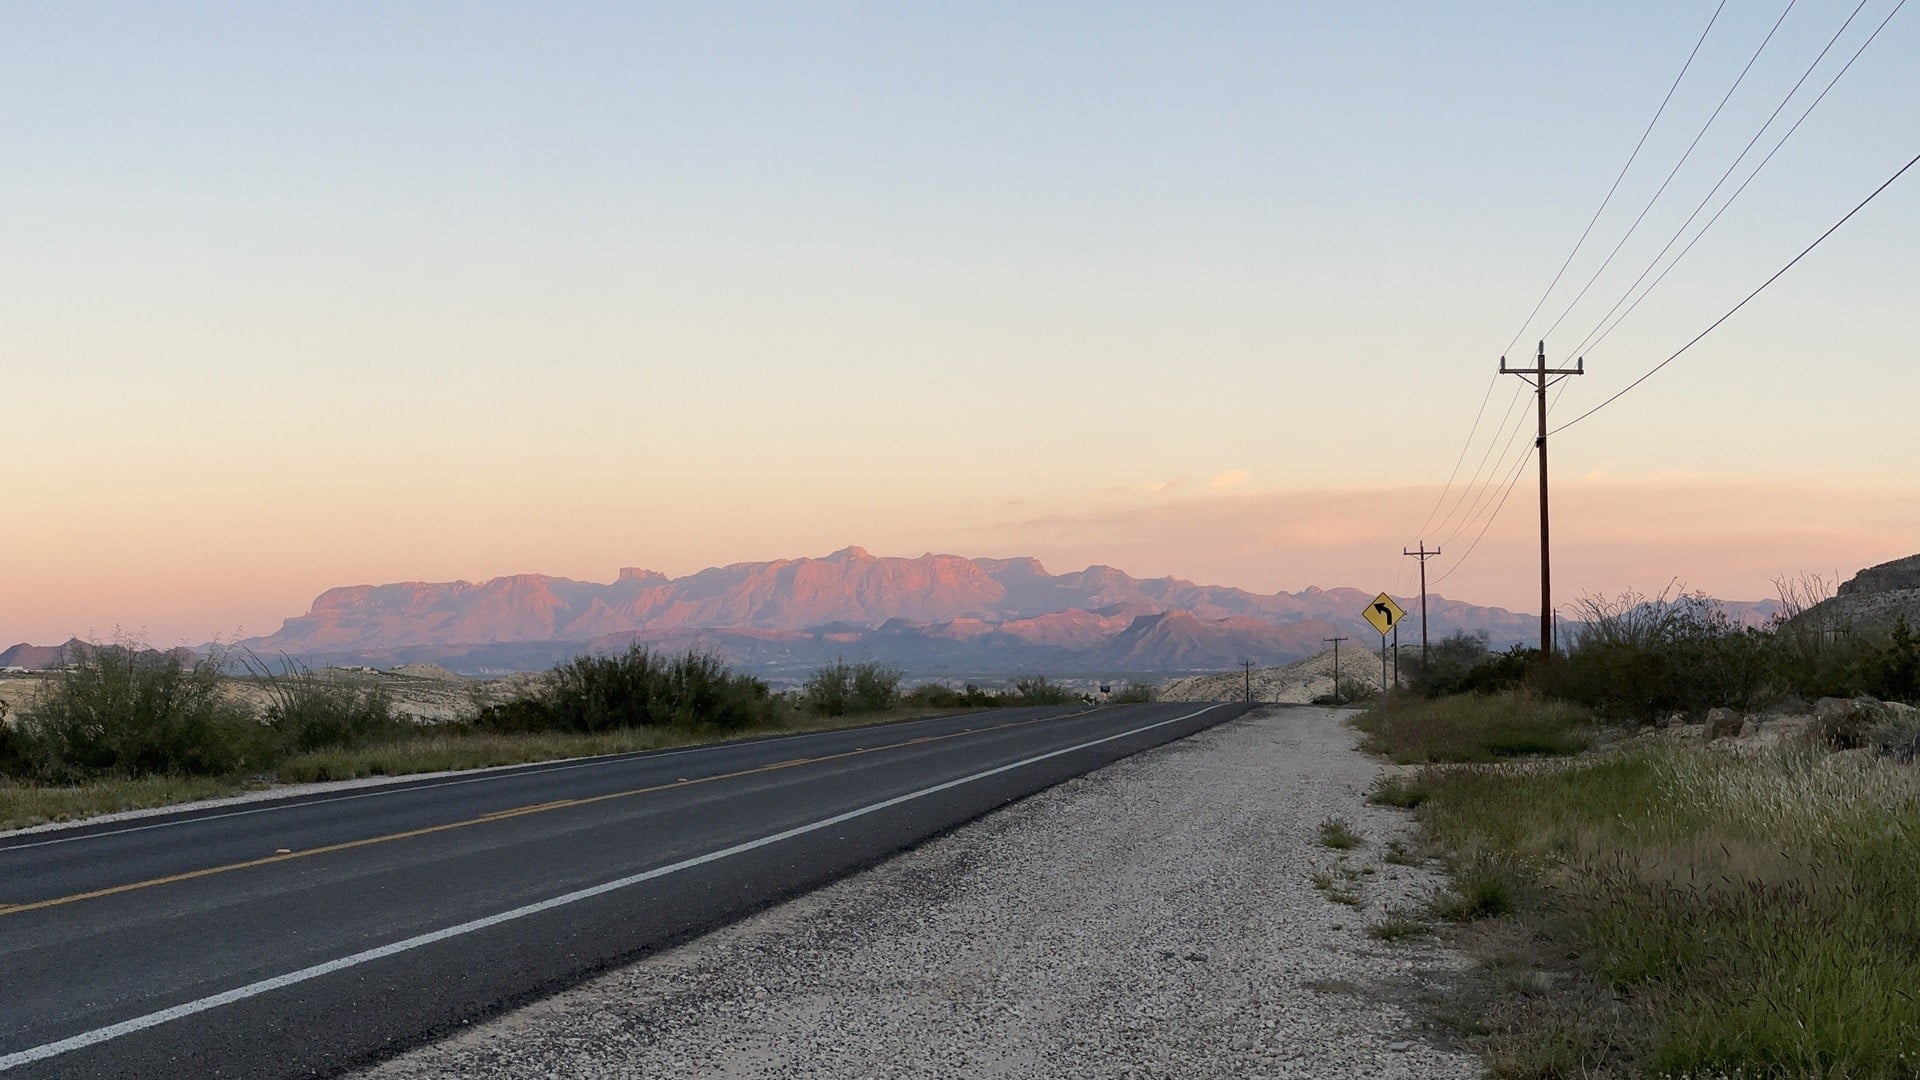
[
  {"left": 0, "top": 708, "right": 1056, "bottom": 853},
  {"left": 0, "top": 708, "right": 1097, "bottom": 917},
  {"left": 0, "top": 704, "right": 1225, "bottom": 1072}
]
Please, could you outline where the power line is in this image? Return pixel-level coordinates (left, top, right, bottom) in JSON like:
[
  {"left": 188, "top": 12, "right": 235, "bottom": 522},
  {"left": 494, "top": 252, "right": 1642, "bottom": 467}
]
[
  {"left": 1408, "top": 373, "right": 1498, "bottom": 544},
  {"left": 1553, "top": 145, "right": 1920, "bottom": 435},
  {"left": 1436, "top": 398, "right": 1537, "bottom": 550},
  {"left": 1427, "top": 382, "right": 1529, "bottom": 546},
  {"left": 1429, "top": 450, "right": 1530, "bottom": 586},
  {"left": 1568, "top": 0, "right": 1906, "bottom": 360},
  {"left": 1537, "top": 0, "right": 1801, "bottom": 346},
  {"left": 1430, "top": 380, "right": 1573, "bottom": 586},
  {"left": 1404, "top": 2, "right": 1732, "bottom": 560},
  {"left": 1499, "top": 0, "right": 1729, "bottom": 360}
]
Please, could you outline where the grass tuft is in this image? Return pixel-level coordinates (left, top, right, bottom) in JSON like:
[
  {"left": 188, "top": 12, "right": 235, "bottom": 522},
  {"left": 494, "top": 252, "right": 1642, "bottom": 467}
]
[
  {"left": 1369, "top": 909, "right": 1429, "bottom": 941},
  {"left": 1318, "top": 816, "right": 1363, "bottom": 850}
]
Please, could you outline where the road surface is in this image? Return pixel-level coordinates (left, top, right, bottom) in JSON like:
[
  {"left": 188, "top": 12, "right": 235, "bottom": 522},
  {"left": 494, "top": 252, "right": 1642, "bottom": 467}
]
[{"left": 0, "top": 701, "right": 1249, "bottom": 1079}]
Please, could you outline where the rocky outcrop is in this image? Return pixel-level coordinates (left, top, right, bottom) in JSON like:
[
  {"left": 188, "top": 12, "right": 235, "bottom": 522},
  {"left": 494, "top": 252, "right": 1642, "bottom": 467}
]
[{"left": 1801, "top": 553, "right": 1920, "bottom": 634}]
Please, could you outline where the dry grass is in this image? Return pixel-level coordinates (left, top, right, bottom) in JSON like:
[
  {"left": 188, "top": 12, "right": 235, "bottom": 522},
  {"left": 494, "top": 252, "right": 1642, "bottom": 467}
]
[
  {"left": 1400, "top": 741, "right": 1920, "bottom": 1076},
  {"left": 1354, "top": 690, "right": 1594, "bottom": 764}
]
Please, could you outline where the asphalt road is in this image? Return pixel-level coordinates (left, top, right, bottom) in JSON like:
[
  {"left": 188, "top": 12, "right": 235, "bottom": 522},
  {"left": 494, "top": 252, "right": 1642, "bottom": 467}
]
[{"left": 0, "top": 700, "right": 1250, "bottom": 1079}]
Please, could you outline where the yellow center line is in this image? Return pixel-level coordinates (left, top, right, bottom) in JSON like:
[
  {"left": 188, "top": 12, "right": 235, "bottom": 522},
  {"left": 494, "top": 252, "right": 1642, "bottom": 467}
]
[{"left": 0, "top": 707, "right": 1096, "bottom": 919}]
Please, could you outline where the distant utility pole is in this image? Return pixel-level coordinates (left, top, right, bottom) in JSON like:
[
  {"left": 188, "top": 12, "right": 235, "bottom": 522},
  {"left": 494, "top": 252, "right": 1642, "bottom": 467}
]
[
  {"left": 1240, "top": 659, "right": 1255, "bottom": 703},
  {"left": 1324, "top": 636, "right": 1347, "bottom": 700},
  {"left": 1403, "top": 543, "right": 1440, "bottom": 668},
  {"left": 1500, "top": 341, "right": 1583, "bottom": 657}
]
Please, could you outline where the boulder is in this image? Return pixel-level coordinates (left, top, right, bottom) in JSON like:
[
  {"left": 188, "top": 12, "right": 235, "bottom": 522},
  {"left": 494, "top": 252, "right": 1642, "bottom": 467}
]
[
  {"left": 1705, "top": 707, "right": 1745, "bottom": 740},
  {"left": 1815, "top": 696, "right": 1874, "bottom": 748}
]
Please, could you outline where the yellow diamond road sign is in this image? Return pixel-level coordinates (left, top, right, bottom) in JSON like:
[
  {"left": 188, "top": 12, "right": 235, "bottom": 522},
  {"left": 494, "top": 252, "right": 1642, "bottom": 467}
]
[{"left": 1362, "top": 592, "right": 1407, "bottom": 636}]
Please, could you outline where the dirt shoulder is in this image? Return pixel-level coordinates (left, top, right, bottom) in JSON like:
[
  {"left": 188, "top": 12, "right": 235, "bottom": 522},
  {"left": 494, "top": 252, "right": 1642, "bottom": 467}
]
[{"left": 358, "top": 707, "right": 1479, "bottom": 1079}]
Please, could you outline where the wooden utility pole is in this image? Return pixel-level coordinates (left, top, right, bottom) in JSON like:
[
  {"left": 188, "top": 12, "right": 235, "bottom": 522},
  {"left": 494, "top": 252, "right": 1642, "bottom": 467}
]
[
  {"left": 1402, "top": 543, "right": 1440, "bottom": 667},
  {"left": 1240, "top": 659, "right": 1255, "bottom": 702},
  {"left": 1500, "top": 341, "right": 1583, "bottom": 656},
  {"left": 1324, "top": 636, "right": 1347, "bottom": 700}
]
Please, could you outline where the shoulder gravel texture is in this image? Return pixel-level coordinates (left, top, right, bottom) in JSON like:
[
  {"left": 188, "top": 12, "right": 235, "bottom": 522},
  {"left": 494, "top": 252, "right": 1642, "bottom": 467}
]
[{"left": 357, "top": 706, "right": 1481, "bottom": 1079}]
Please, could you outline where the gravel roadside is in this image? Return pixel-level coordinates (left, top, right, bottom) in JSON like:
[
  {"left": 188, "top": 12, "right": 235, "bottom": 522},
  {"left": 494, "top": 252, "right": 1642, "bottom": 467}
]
[{"left": 357, "top": 706, "right": 1480, "bottom": 1079}]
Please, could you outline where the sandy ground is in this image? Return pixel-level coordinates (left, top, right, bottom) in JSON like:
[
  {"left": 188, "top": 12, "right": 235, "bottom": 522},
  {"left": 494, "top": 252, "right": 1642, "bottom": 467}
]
[
  {"left": 1159, "top": 649, "right": 1394, "bottom": 704},
  {"left": 357, "top": 707, "right": 1479, "bottom": 1080}
]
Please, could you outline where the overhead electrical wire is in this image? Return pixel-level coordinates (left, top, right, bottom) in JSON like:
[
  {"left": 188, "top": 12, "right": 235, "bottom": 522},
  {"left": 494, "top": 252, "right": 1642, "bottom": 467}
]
[
  {"left": 1553, "top": 144, "right": 1920, "bottom": 435},
  {"left": 1497, "top": 0, "right": 1729, "bottom": 361},
  {"left": 1401, "top": 0, "right": 1728, "bottom": 556},
  {"left": 1567, "top": 0, "right": 1907, "bottom": 361},
  {"left": 1429, "top": 381, "right": 1574, "bottom": 586},
  {"left": 1536, "top": 0, "right": 1800, "bottom": 347}
]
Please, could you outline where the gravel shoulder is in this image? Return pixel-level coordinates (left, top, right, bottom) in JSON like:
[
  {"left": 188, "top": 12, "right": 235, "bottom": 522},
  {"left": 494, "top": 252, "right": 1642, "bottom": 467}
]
[{"left": 358, "top": 706, "right": 1480, "bottom": 1079}]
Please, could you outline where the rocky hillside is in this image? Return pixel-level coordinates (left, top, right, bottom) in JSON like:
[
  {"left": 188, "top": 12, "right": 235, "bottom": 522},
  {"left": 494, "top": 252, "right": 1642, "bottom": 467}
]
[{"left": 1803, "top": 553, "right": 1920, "bottom": 632}]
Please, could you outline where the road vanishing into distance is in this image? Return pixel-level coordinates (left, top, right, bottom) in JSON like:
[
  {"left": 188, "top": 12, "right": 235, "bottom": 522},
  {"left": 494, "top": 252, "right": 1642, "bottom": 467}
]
[{"left": 0, "top": 700, "right": 1251, "bottom": 1079}]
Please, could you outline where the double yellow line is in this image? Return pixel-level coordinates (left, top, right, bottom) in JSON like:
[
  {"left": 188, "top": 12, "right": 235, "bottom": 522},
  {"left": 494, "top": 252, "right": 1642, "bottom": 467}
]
[{"left": 0, "top": 708, "right": 1090, "bottom": 919}]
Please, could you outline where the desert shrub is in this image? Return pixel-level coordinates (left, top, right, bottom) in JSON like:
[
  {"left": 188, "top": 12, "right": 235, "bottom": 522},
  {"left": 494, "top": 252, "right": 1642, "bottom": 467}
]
[
  {"left": 243, "top": 653, "right": 409, "bottom": 753},
  {"left": 1108, "top": 683, "right": 1156, "bottom": 704},
  {"left": 851, "top": 661, "right": 901, "bottom": 712},
  {"left": 1405, "top": 630, "right": 1493, "bottom": 698},
  {"left": 1011, "top": 675, "right": 1073, "bottom": 706},
  {"left": 1863, "top": 617, "right": 1920, "bottom": 702},
  {"left": 478, "top": 646, "right": 774, "bottom": 733},
  {"left": 11, "top": 642, "right": 272, "bottom": 781},
  {"left": 803, "top": 659, "right": 900, "bottom": 716},
  {"left": 901, "top": 682, "right": 1002, "bottom": 709},
  {"left": 1542, "top": 589, "right": 1780, "bottom": 718}
]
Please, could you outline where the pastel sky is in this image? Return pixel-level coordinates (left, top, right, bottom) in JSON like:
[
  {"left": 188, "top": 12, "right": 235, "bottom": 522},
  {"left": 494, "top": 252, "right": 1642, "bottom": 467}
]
[{"left": 5, "top": 1, "right": 1918, "bottom": 645}]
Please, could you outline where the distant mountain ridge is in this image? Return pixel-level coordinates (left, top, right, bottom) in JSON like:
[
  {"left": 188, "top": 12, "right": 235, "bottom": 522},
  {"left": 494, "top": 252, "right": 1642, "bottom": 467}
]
[{"left": 235, "top": 547, "right": 1537, "bottom": 677}]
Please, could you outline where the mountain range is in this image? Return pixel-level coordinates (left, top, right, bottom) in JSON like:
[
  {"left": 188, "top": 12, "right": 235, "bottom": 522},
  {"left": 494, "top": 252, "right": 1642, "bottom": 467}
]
[{"left": 216, "top": 547, "right": 1538, "bottom": 680}]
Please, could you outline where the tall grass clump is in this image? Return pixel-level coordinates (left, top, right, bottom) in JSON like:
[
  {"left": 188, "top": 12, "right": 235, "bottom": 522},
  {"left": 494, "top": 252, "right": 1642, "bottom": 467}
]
[
  {"left": 9, "top": 643, "right": 273, "bottom": 781},
  {"left": 1405, "top": 744, "right": 1920, "bottom": 1075},
  {"left": 1354, "top": 690, "right": 1592, "bottom": 764},
  {"left": 477, "top": 645, "right": 777, "bottom": 733},
  {"left": 241, "top": 652, "right": 408, "bottom": 753}
]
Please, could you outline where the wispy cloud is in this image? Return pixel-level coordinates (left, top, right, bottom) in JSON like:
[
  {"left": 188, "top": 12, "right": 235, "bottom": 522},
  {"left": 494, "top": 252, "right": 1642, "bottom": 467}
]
[{"left": 1205, "top": 469, "right": 1250, "bottom": 492}]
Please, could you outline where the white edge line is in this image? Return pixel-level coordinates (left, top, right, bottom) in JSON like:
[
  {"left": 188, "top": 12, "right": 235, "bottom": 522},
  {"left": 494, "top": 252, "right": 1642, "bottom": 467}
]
[
  {"left": 0, "top": 706, "right": 1073, "bottom": 852},
  {"left": 0, "top": 704, "right": 1229, "bottom": 1071}
]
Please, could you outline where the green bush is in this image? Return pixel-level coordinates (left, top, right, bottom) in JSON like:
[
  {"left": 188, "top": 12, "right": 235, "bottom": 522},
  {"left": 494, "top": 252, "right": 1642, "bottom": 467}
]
[
  {"left": 803, "top": 659, "right": 902, "bottom": 716},
  {"left": 901, "top": 683, "right": 1002, "bottom": 709},
  {"left": 11, "top": 643, "right": 273, "bottom": 781},
  {"left": 243, "top": 653, "right": 408, "bottom": 753},
  {"left": 478, "top": 646, "right": 776, "bottom": 733},
  {"left": 1404, "top": 630, "right": 1493, "bottom": 697},
  {"left": 1011, "top": 675, "right": 1074, "bottom": 706}
]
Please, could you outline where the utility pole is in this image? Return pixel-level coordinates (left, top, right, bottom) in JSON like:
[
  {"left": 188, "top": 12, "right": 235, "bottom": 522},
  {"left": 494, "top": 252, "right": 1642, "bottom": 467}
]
[
  {"left": 1403, "top": 543, "right": 1440, "bottom": 668},
  {"left": 1324, "top": 636, "right": 1347, "bottom": 701},
  {"left": 1500, "top": 341, "right": 1583, "bottom": 657},
  {"left": 1240, "top": 659, "right": 1255, "bottom": 703}
]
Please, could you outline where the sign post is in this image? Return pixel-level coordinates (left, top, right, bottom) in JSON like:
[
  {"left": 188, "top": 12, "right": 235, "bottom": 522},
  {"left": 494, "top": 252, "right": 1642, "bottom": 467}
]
[{"left": 1360, "top": 593, "right": 1407, "bottom": 696}]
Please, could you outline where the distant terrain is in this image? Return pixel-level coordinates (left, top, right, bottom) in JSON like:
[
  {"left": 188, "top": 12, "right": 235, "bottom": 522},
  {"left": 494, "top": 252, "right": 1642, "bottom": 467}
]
[
  {"left": 189, "top": 547, "right": 1534, "bottom": 679},
  {"left": 7, "top": 546, "right": 1817, "bottom": 682}
]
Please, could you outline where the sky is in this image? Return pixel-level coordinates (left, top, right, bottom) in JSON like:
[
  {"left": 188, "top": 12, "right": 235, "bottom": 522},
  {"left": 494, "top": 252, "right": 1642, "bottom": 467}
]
[{"left": 5, "top": 1, "right": 1919, "bottom": 645}]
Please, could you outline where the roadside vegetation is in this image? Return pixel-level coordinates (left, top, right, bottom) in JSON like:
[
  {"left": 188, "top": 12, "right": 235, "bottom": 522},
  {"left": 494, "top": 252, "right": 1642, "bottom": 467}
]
[
  {"left": 1359, "top": 577, "right": 1920, "bottom": 1077},
  {"left": 0, "top": 642, "right": 1097, "bottom": 831}
]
